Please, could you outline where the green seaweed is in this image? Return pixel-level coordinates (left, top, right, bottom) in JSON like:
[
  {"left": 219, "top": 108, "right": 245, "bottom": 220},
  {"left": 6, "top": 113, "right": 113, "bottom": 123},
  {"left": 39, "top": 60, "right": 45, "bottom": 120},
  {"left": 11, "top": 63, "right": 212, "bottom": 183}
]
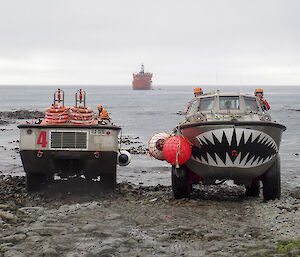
[{"left": 277, "top": 238, "right": 300, "bottom": 254}]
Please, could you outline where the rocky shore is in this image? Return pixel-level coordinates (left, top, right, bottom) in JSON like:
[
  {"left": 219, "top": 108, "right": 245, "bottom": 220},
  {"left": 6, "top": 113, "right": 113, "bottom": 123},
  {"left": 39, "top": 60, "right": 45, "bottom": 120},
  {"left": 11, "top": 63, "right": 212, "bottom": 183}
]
[
  {"left": 0, "top": 110, "right": 299, "bottom": 256},
  {"left": 0, "top": 176, "right": 299, "bottom": 257}
]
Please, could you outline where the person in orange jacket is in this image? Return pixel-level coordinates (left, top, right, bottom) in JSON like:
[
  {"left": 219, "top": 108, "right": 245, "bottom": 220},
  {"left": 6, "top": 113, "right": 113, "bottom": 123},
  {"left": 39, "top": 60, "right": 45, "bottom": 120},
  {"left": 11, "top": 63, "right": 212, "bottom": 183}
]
[
  {"left": 254, "top": 88, "right": 270, "bottom": 111},
  {"left": 194, "top": 87, "right": 203, "bottom": 97},
  {"left": 97, "top": 105, "right": 103, "bottom": 117},
  {"left": 100, "top": 109, "right": 110, "bottom": 120},
  {"left": 97, "top": 105, "right": 110, "bottom": 121}
]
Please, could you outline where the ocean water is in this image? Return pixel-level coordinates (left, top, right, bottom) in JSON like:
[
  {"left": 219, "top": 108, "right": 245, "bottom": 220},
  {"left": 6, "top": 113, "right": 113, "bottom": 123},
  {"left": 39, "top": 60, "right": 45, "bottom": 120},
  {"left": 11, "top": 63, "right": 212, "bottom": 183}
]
[{"left": 0, "top": 85, "right": 299, "bottom": 188}]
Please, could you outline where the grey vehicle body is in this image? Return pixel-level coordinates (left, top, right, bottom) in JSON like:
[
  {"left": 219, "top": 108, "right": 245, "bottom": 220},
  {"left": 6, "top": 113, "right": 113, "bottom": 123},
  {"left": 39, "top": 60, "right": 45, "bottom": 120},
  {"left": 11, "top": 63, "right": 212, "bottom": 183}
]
[
  {"left": 172, "top": 90, "right": 286, "bottom": 200},
  {"left": 18, "top": 123, "right": 122, "bottom": 191}
]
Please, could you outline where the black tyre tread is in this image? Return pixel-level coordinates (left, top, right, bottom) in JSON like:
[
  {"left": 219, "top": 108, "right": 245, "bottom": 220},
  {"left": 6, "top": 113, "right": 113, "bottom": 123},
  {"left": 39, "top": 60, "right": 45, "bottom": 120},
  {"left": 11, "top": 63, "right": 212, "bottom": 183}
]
[
  {"left": 26, "top": 173, "right": 47, "bottom": 192},
  {"left": 245, "top": 181, "right": 260, "bottom": 197},
  {"left": 263, "top": 156, "right": 281, "bottom": 201},
  {"left": 101, "top": 172, "right": 117, "bottom": 190},
  {"left": 171, "top": 165, "right": 191, "bottom": 199}
]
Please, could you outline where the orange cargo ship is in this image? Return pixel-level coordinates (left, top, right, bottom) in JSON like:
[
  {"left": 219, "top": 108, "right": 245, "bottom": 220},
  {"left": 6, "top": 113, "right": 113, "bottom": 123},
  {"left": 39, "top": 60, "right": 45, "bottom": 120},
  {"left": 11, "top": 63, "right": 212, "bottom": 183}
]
[{"left": 132, "top": 64, "right": 153, "bottom": 90}]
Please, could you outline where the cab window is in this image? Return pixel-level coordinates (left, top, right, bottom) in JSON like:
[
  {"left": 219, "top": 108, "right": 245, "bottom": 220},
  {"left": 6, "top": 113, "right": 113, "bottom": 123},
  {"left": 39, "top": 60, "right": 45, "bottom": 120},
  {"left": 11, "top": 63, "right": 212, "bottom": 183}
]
[
  {"left": 244, "top": 96, "right": 259, "bottom": 112},
  {"left": 219, "top": 96, "right": 240, "bottom": 110},
  {"left": 199, "top": 97, "right": 214, "bottom": 111}
]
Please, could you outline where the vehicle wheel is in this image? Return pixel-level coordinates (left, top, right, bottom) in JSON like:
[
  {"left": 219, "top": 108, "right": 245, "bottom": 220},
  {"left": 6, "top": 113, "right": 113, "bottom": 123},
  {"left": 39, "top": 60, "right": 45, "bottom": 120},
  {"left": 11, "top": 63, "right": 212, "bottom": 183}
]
[
  {"left": 262, "top": 156, "right": 281, "bottom": 201},
  {"left": 26, "top": 173, "right": 47, "bottom": 192},
  {"left": 171, "top": 165, "right": 191, "bottom": 199},
  {"left": 245, "top": 181, "right": 260, "bottom": 197},
  {"left": 101, "top": 172, "right": 116, "bottom": 191}
]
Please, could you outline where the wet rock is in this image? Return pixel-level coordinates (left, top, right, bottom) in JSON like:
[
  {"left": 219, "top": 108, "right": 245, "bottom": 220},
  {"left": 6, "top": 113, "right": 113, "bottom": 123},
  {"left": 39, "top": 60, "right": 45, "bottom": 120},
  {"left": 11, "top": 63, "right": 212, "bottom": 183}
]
[
  {"left": 82, "top": 224, "right": 98, "bottom": 232},
  {"left": 42, "top": 247, "right": 58, "bottom": 257},
  {"left": 3, "top": 249, "right": 26, "bottom": 257},
  {"left": 0, "top": 211, "right": 18, "bottom": 222},
  {"left": 0, "top": 110, "right": 44, "bottom": 119},
  {"left": 104, "top": 213, "right": 122, "bottom": 220},
  {"left": 18, "top": 206, "right": 44, "bottom": 215},
  {"left": 1, "top": 233, "right": 26, "bottom": 243}
]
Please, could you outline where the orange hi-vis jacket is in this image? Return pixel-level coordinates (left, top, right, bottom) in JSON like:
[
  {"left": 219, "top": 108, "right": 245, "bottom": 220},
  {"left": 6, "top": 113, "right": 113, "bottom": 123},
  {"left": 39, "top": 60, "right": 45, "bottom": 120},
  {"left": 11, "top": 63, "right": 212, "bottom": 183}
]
[
  {"left": 98, "top": 109, "right": 110, "bottom": 120},
  {"left": 260, "top": 98, "right": 270, "bottom": 111}
]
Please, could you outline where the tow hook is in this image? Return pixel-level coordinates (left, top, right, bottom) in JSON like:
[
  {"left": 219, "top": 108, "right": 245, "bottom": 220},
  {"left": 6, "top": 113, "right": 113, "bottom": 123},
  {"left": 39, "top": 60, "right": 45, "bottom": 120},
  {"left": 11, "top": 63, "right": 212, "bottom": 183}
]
[
  {"left": 94, "top": 151, "right": 100, "bottom": 158},
  {"left": 37, "top": 150, "right": 43, "bottom": 158}
]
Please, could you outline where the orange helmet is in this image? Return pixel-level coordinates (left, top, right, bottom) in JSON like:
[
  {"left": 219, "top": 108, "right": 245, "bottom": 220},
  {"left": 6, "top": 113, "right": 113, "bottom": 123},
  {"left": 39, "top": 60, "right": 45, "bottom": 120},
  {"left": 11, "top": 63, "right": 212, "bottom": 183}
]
[
  {"left": 255, "top": 88, "right": 264, "bottom": 94},
  {"left": 194, "top": 87, "right": 203, "bottom": 94},
  {"left": 98, "top": 105, "right": 103, "bottom": 110}
]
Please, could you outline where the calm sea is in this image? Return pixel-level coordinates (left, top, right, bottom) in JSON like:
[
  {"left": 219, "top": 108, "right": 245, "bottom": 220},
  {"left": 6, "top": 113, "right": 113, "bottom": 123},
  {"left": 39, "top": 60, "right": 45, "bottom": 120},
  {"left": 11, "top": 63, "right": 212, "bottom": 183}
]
[{"left": 0, "top": 85, "right": 299, "bottom": 188}]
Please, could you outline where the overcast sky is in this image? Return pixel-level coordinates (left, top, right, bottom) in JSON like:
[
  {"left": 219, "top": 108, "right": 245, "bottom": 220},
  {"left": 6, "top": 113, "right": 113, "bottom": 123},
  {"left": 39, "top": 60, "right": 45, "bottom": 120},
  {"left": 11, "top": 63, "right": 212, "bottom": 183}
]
[{"left": 0, "top": 0, "right": 299, "bottom": 86}]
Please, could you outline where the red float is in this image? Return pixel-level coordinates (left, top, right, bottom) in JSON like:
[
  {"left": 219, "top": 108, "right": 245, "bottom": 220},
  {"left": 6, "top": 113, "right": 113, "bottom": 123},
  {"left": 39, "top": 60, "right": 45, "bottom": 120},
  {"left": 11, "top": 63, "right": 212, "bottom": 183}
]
[{"left": 163, "top": 136, "right": 192, "bottom": 165}]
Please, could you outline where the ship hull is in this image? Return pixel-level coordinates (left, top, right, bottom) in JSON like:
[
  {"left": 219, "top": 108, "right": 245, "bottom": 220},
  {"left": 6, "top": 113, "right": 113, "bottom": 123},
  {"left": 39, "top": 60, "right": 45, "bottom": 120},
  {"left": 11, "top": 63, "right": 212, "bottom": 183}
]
[{"left": 132, "top": 80, "right": 152, "bottom": 90}]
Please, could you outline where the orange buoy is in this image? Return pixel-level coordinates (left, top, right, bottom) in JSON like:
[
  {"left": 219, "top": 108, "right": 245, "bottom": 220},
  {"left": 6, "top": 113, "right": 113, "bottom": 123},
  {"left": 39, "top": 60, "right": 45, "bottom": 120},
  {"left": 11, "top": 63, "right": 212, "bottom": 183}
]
[{"left": 163, "top": 136, "right": 192, "bottom": 165}]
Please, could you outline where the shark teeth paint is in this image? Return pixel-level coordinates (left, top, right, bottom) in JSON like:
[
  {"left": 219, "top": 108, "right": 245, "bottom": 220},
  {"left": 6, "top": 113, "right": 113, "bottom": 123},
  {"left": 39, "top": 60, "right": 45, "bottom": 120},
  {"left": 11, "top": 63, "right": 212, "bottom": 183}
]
[{"left": 192, "top": 128, "right": 278, "bottom": 168}]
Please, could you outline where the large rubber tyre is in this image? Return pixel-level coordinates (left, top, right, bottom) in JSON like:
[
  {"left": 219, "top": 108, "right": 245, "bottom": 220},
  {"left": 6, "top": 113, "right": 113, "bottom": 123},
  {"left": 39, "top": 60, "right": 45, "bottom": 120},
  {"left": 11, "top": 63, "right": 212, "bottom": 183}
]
[
  {"left": 262, "top": 156, "right": 281, "bottom": 201},
  {"left": 101, "top": 172, "right": 116, "bottom": 191},
  {"left": 171, "top": 165, "right": 191, "bottom": 199},
  {"left": 245, "top": 181, "right": 260, "bottom": 197},
  {"left": 26, "top": 173, "right": 49, "bottom": 192}
]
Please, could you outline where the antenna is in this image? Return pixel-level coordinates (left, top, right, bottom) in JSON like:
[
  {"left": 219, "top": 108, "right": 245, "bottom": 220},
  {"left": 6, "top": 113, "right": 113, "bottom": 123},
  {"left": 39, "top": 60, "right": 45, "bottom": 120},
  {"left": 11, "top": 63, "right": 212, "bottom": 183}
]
[{"left": 239, "top": 72, "right": 243, "bottom": 93}]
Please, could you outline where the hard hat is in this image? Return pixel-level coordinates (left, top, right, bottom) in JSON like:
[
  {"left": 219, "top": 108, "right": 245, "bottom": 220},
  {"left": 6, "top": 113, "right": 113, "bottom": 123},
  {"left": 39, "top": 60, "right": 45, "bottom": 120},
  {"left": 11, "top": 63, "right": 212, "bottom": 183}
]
[
  {"left": 194, "top": 87, "right": 202, "bottom": 94},
  {"left": 98, "top": 105, "right": 103, "bottom": 109},
  {"left": 255, "top": 88, "right": 264, "bottom": 94},
  {"left": 102, "top": 109, "right": 108, "bottom": 115}
]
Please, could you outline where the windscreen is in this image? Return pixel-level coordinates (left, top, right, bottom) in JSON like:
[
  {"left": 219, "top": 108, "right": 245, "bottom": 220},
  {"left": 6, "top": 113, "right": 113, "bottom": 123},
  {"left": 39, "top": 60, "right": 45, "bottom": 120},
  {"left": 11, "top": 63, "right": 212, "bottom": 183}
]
[
  {"left": 244, "top": 96, "right": 259, "bottom": 112},
  {"left": 219, "top": 96, "right": 240, "bottom": 110},
  {"left": 199, "top": 97, "right": 214, "bottom": 111}
]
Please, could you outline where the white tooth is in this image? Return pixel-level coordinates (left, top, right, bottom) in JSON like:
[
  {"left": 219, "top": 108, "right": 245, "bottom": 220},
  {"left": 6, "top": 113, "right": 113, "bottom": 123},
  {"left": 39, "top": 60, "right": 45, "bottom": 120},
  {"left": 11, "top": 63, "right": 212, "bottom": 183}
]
[
  {"left": 257, "top": 158, "right": 264, "bottom": 165},
  {"left": 245, "top": 156, "right": 255, "bottom": 168},
  {"left": 266, "top": 140, "right": 274, "bottom": 148},
  {"left": 271, "top": 142, "right": 277, "bottom": 151},
  {"left": 233, "top": 152, "right": 241, "bottom": 166},
  {"left": 215, "top": 153, "right": 226, "bottom": 167},
  {"left": 192, "top": 155, "right": 198, "bottom": 162},
  {"left": 224, "top": 128, "right": 234, "bottom": 145},
  {"left": 213, "top": 129, "right": 223, "bottom": 143},
  {"left": 203, "top": 132, "right": 215, "bottom": 145},
  {"left": 258, "top": 135, "right": 266, "bottom": 144},
  {"left": 243, "top": 129, "right": 252, "bottom": 143},
  {"left": 235, "top": 129, "right": 244, "bottom": 146},
  {"left": 263, "top": 137, "right": 271, "bottom": 146},
  {"left": 207, "top": 153, "right": 216, "bottom": 166},
  {"left": 251, "top": 131, "right": 261, "bottom": 143},
  {"left": 239, "top": 153, "right": 249, "bottom": 166},
  {"left": 252, "top": 158, "right": 260, "bottom": 167},
  {"left": 198, "top": 138, "right": 203, "bottom": 145},
  {"left": 196, "top": 135, "right": 204, "bottom": 144},
  {"left": 201, "top": 156, "right": 208, "bottom": 165},
  {"left": 225, "top": 153, "right": 234, "bottom": 167},
  {"left": 271, "top": 140, "right": 277, "bottom": 150}
]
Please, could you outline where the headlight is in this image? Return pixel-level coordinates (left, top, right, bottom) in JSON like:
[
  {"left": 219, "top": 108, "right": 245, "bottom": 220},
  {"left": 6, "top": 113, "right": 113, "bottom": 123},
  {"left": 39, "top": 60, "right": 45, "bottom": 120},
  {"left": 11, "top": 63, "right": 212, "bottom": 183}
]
[{"left": 262, "top": 114, "right": 271, "bottom": 121}]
